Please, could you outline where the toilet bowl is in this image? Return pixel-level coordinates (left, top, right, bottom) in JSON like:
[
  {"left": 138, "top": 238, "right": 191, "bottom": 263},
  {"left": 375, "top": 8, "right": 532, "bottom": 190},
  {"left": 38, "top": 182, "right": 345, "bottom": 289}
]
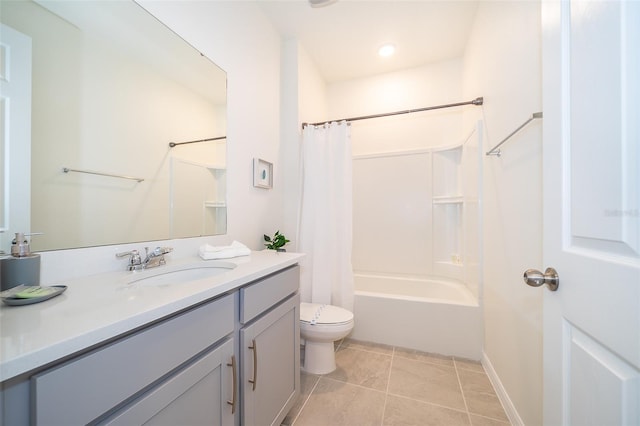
[{"left": 300, "top": 302, "right": 354, "bottom": 375}]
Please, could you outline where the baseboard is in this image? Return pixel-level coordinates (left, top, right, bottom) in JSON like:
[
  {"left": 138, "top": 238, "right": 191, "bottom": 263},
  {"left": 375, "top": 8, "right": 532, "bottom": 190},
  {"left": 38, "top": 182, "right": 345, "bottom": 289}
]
[{"left": 481, "top": 351, "right": 524, "bottom": 426}]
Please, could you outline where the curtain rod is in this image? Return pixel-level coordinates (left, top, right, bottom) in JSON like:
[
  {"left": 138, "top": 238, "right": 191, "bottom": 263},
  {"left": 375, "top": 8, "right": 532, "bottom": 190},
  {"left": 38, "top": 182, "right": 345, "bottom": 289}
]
[
  {"left": 169, "top": 135, "right": 226, "bottom": 148},
  {"left": 301, "top": 97, "right": 483, "bottom": 128}
]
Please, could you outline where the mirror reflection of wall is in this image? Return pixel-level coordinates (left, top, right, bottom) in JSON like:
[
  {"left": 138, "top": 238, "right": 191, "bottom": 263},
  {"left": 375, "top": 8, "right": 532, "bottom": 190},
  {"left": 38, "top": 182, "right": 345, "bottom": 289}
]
[{"left": 0, "top": 0, "right": 227, "bottom": 252}]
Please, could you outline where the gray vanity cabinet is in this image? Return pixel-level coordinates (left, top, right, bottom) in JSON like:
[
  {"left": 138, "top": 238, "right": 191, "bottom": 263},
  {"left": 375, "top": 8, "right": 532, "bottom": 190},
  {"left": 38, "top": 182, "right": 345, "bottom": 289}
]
[
  {"left": 31, "top": 293, "right": 236, "bottom": 425},
  {"left": 239, "top": 266, "right": 301, "bottom": 426},
  {"left": 1, "top": 263, "right": 300, "bottom": 425}
]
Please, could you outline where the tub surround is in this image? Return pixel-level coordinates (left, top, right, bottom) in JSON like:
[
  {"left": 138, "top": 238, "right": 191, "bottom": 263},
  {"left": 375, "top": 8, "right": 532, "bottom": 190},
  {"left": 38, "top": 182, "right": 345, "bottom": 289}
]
[{"left": 0, "top": 250, "right": 303, "bottom": 382}]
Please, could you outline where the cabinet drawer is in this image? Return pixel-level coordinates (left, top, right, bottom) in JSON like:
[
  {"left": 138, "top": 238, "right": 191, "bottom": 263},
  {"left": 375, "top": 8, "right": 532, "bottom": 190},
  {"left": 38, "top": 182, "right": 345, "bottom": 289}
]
[
  {"left": 101, "top": 339, "right": 235, "bottom": 426},
  {"left": 240, "top": 265, "right": 299, "bottom": 324},
  {"left": 31, "top": 293, "right": 234, "bottom": 425}
]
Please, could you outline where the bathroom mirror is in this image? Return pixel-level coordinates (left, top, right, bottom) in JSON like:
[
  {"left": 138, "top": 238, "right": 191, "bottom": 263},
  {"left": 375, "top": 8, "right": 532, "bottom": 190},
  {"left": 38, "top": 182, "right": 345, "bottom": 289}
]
[{"left": 0, "top": 0, "right": 227, "bottom": 252}]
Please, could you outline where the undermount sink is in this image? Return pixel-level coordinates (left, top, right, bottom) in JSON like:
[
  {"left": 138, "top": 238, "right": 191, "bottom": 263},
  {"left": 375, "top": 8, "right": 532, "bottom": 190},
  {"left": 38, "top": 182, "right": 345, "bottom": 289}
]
[{"left": 128, "top": 262, "right": 237, "bottom": 287}]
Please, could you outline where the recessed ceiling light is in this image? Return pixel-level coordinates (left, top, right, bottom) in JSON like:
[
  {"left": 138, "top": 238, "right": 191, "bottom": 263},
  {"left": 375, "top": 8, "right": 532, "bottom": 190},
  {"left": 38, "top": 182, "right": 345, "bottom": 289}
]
[{"left": 378, "top": 44, "right": 395, "bottom": 57}]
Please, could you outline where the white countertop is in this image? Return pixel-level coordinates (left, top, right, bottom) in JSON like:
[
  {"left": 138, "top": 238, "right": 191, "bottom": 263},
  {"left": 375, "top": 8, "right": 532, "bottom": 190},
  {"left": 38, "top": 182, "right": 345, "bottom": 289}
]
[{"left": 0, "top": 250, "right": 303, "bottom": 382}]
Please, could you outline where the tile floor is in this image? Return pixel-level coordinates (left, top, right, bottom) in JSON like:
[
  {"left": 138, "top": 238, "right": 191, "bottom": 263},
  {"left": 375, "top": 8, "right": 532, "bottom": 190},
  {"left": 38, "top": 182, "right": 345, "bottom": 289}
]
[{"left": 283, "top": 339, "right": 510, "bottom": 426}]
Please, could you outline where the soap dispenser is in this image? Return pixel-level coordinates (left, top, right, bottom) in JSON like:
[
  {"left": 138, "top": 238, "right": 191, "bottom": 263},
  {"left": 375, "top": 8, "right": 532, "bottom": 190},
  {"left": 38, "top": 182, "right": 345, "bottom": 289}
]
[{"left": 0, "top": 233, "right": 41, "bottom": 291}]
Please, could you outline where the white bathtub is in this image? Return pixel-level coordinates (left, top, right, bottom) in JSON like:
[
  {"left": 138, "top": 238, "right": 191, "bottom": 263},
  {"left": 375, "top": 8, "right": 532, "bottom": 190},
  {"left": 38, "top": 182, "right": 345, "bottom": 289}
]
[{"left": 351, "top": 274, "right": 483, "bottom": 359}]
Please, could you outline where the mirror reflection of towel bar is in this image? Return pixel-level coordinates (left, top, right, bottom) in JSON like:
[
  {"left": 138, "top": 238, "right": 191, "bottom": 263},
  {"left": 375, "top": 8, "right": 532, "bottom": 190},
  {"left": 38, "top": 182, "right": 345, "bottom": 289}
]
[
  {"left": 168, "top": 136, "right": 226, "bottom": 148},
  {"left": 486, "top": 112, "right": 543, "bottom": 157},
  {"left": 62, "top": 167, "right": 144, "bottom": 183}
]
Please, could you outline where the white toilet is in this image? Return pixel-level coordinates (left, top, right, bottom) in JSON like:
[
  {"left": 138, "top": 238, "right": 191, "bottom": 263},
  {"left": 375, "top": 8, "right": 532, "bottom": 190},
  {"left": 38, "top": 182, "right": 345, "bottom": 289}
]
[{"left": 300, "top": 302, "right": 354, "bottom": 375}]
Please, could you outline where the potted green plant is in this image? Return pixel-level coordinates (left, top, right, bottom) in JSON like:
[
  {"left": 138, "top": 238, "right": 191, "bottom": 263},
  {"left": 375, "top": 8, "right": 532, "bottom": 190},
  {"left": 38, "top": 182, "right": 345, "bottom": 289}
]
[{"left": 264, "top": 231, "right": 290, "bottom": 252}]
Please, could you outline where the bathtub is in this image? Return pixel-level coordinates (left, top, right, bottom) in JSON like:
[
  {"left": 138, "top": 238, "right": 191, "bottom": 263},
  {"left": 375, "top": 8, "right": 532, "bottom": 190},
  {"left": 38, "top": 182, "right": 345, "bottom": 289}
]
[{"left": 351, "top": 274, "right": 483, "bottom": 359}]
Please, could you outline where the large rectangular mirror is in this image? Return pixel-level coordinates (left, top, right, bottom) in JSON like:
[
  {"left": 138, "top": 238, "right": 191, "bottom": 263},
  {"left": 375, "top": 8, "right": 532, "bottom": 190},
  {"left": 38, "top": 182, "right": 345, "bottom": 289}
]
[{"left": 0, "top": 0, "right": 227, "bottom": 252}]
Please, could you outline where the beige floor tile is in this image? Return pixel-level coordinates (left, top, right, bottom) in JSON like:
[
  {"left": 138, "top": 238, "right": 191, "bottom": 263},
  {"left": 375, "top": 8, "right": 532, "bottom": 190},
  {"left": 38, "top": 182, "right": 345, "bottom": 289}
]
[
  {"left": 327, "top": 347, "right": 392, "bottom": 391},
  {"left": 458, "top": 369, "right": 496, "bottom": 394},
  {"left": 469, "top": 414, "right": 511, "bottom": 426},
  {"left": 340, "top": 338, "right": 395, "bottom": 355},
  {"left": 282, "top": 373, "right": 321, "bottom": 426},
  {"left": 389, "top": 356, "right": 466, "bottom": 410},
  {"left": 289, "top": 342, "right": 513, "bottom": 426},
  {"left": 293, "top": 378, "right": 386, "bottom": 426},
  {"left": 455, "top": 357, "right": 486, "bottom": 373},
  {"left": 394, "top": 347, "right": 455, "bottom": 367},
  {"left": 383, "top": 394, "right": 471, "bottom": 426},
  {"left": 464, "top": 390, "right": 509, "bottom": 422}
]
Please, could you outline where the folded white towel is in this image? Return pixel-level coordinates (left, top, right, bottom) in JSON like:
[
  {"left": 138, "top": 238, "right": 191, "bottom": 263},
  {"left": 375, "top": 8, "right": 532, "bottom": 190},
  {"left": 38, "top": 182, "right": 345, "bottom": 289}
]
[{"left": 199, "top": 241, "right": 251, "bottom": 260}]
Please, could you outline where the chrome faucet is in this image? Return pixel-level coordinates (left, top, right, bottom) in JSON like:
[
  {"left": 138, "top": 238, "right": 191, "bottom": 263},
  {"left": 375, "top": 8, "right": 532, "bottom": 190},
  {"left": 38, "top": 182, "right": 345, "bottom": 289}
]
[
  {"left": 116, "top": 246, "right": 173, "bottom": 271},
  {"left": 142, "top": 246, "right": 173, "bottom": 269},
  {"left": 116, "top": 249, "right": 142, "bottom": 271}
]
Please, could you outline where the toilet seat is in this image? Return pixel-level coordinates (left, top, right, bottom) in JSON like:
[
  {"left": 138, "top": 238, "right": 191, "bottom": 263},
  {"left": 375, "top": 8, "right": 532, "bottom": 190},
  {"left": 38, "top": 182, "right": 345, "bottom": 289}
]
[{"left": 300, "top": 302, "right": 354, "bottom": 326}]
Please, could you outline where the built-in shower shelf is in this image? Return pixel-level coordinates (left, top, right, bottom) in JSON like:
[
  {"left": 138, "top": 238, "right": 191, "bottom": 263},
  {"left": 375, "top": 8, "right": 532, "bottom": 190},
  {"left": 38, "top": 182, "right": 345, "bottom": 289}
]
[
  {"left": 432, "top": 196, "right": 463, "bottom": 204},
  {"left": 434, "top": 261, "right": 464, "bottom": 281},
  {"left": 204, "top": 201, "right": 226, "bottom": 208},
  {"left": 173, "top": 158, "right": 226, "bottom": 171},
  {"left": 435, "top": 261, "right": 464, "bottom": 267}
]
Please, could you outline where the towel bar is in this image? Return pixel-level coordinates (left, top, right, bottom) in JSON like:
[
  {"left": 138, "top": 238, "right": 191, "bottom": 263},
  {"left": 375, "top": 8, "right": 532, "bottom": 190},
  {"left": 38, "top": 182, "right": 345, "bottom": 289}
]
[
  {"left": 62, "top": 167, "right": 144, "bottom": 183},
  {"left": 486, "top": 112, "right": 543, "bottom": 157}
]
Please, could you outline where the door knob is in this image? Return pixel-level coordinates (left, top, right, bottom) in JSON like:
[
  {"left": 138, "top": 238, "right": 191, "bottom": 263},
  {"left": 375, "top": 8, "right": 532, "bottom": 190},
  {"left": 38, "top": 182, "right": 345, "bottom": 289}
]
[{"left": 523, "top": 267, "right": 559, "bottom": 291}]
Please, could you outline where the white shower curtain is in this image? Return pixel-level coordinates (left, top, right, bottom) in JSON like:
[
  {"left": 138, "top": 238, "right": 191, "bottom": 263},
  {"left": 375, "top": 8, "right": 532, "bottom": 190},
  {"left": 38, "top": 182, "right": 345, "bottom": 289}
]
[{"left": 298, "top": 121, "right": 354, "bottom": 312}]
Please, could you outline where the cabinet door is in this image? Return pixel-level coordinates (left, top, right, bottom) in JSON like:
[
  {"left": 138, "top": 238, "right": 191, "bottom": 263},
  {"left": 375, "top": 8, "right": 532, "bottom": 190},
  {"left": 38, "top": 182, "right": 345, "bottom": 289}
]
[
  {"left": 241, "top": 294, "right": 300, "bottom": 426},
  {"left": 102, "top": 339, "right": 236, "bottom": 426}
]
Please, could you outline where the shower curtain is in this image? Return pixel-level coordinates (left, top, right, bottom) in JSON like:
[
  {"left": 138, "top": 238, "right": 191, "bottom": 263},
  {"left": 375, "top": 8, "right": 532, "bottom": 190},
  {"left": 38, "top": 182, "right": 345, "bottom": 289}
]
[{"left": 298, "top": 121, "right": 354, "bottom": 312}]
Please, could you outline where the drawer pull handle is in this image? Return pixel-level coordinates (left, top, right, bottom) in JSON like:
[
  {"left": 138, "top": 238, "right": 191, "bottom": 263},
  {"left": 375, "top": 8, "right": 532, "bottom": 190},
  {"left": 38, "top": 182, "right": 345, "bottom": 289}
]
[
  {"left": 248, "top": 339, "right": 257, "bottom": 391},
  {"left": 226, "top": 355, "right": 237, "bottom": 414}
]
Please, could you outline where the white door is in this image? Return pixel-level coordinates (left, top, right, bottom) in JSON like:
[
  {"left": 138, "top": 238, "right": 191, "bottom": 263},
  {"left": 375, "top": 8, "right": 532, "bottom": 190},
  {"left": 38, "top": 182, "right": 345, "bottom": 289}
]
[
  {"left": 0, "top": 24, "right": 32, "bottom": 253},
  {"left": 542, "top": 1, "right": 640, "bottom": 425}
]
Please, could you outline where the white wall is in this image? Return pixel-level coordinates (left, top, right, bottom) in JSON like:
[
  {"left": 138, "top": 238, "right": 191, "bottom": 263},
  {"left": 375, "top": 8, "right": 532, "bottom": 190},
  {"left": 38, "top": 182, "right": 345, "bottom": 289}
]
[
  {"left": 298, "top": 45, "right": 328, "bottom": 126},
  {"left": 280, "top": 39, "right": 302, "bottom": 252},
  {"left": 281, "top": 40, "right": 329, "bottom": 251},
  {"left": 328, "top": 59, "right": 465, "bottom": 156},
  {"left": 281, "top": 40, "right": 328, "bottom": 251},
  {"left": 463, "top": 2, "right": 543, "bottom": 425},
  {"left": 39, "top": 1, "right": 285, "bottom": 283}
]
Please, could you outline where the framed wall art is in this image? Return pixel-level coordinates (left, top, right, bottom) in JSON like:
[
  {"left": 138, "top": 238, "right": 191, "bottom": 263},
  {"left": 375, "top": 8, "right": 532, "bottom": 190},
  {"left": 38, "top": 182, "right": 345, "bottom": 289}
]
[{"left": 253, "top": 158, "right": 273, "bottom": 189}]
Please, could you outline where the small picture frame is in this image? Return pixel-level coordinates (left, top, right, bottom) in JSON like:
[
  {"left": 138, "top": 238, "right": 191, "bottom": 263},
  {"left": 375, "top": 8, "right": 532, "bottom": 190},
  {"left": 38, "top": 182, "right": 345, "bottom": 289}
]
[{"left": 253, "top": 158, "right": 273, "bottom": 189}]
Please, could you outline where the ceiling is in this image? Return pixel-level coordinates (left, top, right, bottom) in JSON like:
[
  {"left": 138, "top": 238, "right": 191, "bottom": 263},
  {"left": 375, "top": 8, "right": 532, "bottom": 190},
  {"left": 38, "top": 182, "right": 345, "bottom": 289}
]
[{"left": 256, "top": 0, "right": 479, "bottom": 83}]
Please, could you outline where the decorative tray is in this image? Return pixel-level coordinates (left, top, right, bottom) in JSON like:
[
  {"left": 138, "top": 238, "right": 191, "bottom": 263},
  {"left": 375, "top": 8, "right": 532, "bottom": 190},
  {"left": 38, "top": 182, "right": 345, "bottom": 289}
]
[{"left": 1, "top": 285, "right": 67, "bottom": 306}]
